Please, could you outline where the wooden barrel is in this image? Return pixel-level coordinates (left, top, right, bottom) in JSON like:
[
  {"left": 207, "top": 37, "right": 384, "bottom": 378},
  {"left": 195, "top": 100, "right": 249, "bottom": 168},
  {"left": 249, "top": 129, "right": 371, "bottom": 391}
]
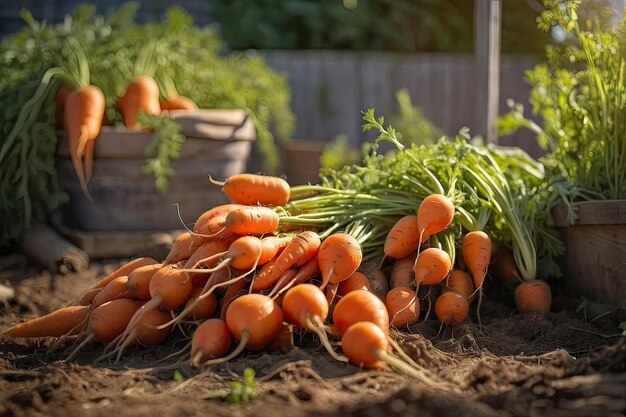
[
  {"left": 552, "top": 200, "right": 626, "bottom": 306},
  {"left": 56, "top": 109, "right": 256, "bottom": 232}
]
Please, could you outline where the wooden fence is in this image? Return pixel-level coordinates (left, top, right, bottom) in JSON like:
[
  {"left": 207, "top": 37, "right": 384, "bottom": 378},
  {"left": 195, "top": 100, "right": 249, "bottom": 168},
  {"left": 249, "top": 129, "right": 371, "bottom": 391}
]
[{"left": 261, "top": 51, "right": 542, "bottom": 157}]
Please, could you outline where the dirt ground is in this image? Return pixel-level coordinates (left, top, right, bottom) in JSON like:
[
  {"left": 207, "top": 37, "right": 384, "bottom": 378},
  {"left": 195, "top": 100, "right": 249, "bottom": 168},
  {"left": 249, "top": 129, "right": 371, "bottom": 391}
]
[{"left": 1, "top": 257, "right": 625, "bottom": 417}]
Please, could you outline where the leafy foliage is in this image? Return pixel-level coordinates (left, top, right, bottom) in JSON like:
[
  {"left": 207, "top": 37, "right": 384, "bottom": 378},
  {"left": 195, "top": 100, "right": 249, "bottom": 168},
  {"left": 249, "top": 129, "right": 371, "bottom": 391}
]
[
  {"left": 136, "top": 112, "right": 186, "bottom": 194},
  {"left": 389, "top": 88, "right": 443, "bottom": 147},
  {"left": 498, "top": 0, "right": 626, "bottom": 201},
  {"left": 0, "top": 4, "right": 294, "bottom": 245}
]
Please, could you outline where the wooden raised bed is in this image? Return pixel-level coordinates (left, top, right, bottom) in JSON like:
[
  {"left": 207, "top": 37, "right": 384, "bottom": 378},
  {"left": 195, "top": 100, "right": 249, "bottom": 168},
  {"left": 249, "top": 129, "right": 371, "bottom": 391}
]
[
  {"left": 552, "top": 200, "right": 626, "bottom": 306},
  {"left": 54, "top": 109, "right": 255, "bottom": 257}
]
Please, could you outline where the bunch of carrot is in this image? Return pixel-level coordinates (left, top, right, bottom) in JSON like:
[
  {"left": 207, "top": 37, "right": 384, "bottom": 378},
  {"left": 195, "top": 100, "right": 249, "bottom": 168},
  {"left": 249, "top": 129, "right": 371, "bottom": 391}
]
[{"left": 3, "top": 164, "right": 551, "bottom": 378}]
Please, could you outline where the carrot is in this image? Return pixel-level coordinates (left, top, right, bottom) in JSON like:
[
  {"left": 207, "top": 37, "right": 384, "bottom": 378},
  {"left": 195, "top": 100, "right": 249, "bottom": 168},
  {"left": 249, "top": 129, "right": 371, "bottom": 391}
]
[
  {"left": 125, "top": 263, "right": 163, "bottom": 300},
  {"left": 462, "top": 231, "right": 492, "bottom": 290},
  {"left": 461, "top": 231, "right": 492, "bottom": 326},
  {"left": 416, "top": 194, "right": 455, "bottom": 244},
  {"left": 444, "top": 269, "right": 474, "bottom": 302},
  {"left": 201, "top": 206, "right": 280, "bottom": 239},
  {"left": 165, "top": 232, "right": 206, "bottom": 265},
  {"left": 126, "top": 308, "right": 172, "bottom": 345},
  {"left": 220, "top": 275, "right": 249, "bottom": 320},
  {"left": 325, "top": 282, "right": 339, "bottom": 305},
  {"left": 212, "top": 173, "right": 290, "bottom": 206},
  {"left": 118, "top": 75, "right": 161, "bottom": 128},
  {"left": 386, "top": 287, "right": 419, "bottom": 328},
  {"left": 390, "top": 255, "right": 415, "bottom": 289},
  {"left": 185, "top": 287, "right": 218, "bottom": 320},
  {"left": 271, "top": 268, "right": 297, "bottom": 304},
  {"left": 337, "top": 271, "right": 371, "bottom": 297},
  {"left": 190, "top": 319, "right": 232, "bottom": 365},
  {"left": 193, "top": 204, "right": 246, "bottom": 236},
  {"left": 184, "top": 294, "right": 283, "bottom": 366},
  {"left": 92, "top": 276, "right": 130, "bottom": 308},
  {"left": 384, "top": 215, "right": 421, "bottom": 259},
  {"left": 318, "top": 233, "right": 362, "bottom": 288},
  {"left": 66, "top": 299, "right": 140, "bottom": 361},
  {"left": 332, "top": 289, "right": 389, "bottom": 335},
  {"left": 368, "top": 270, "right": 389, "bottom": 301},
  {"left": 341, "top": 321, "right": 440, "bottom": 386},
  {"left": 145, "top": 265, "right": 193, "bottom": 311},
  {"left": 514, "top": 280, "right": 551, "bottom": 314},
  {"left": 182, "top": 235, "right": 264, "bottom": 276},
  {"left": 65, "top": 85, "right": 105, "bottom": 200},
  {"left": 258, "top": 236, "right": 293, "bottom": 265},
  {"left": 252, "top": 231, "right": 321, "bottom": 291},
  {"left": 414, "top": 247, "right": 452, "bottom": 285},
  {"left": 268, "top": 256, "right": 320, "bottom": 298},
  {"left": 160, "top": 95, "right": 197, "bottom": 110},
  {"left": 89, "top": 258, "right": 159, "bottom": 291},
  {"left": 184, "top": 240, "right": 230, "bottom": 284},
  {"left": 268, "top": 323, "right": 294, "bottom": 352},
  {"left": 4, "top": 305, "right": 89, "bottom": 338},
  {"left": 494, "top": 247, "right": 519, "bottom": 285},
  {"left": 434, "top": 291, "right": 469, "bottom": 325},
  {"left": 282, "top": 284, "right": 347, "bottom": 361}
]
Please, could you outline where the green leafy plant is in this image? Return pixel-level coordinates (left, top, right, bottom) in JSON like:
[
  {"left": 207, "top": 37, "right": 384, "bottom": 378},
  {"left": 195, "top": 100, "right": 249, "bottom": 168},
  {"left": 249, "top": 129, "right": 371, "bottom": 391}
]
[
  {"left": 0, "top": 4, "right": 294, "bottom": 245},
  {"left": 498, "top": 0, "right": 626, "bottom": 201},
  {"left": 319, "top": 134, "right": 360, "bottom": 170},
  {"left": 136, "top": 112, "right": 186, "bottom": 194},
  {"left": 389, "top": 88, "right": 443, "bottom": 147},
  {"left": 204, "top": 368, "right": 257, "bottom": 404}
]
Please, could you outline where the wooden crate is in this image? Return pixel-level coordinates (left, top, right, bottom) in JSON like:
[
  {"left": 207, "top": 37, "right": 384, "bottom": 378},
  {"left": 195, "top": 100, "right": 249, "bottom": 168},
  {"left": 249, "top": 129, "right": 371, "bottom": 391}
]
[
  {"left": 552, "top": 200, "right": 626, "bottom": 306},
  {"left": 56, "top": 109, "right": 256, "bottom": 233}
]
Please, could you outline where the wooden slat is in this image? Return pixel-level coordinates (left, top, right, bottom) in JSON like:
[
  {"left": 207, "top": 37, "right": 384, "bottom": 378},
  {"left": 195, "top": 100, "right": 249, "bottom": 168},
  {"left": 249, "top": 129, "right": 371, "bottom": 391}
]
[{"left": 552, "top": 200, "right": 626, "bottom": 227}]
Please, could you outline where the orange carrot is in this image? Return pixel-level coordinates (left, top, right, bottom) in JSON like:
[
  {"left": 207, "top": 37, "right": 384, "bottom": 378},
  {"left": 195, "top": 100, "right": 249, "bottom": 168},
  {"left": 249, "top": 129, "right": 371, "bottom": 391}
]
[
  {"left": 494, "top": 247, "right": 518, "bottom": 285},
  {"left": 332, "top": 289, "right": 389, "bottom": 335},
  {"left": 65, "top": 85, "right": 105, "bottom": 200},
  {"left": 386, "top": 287, "right": 419, "bottom": 328},
  {"left": 462, "top": 231, "right": 492, "bottom": 290},
  {"left": 258, "top": 236, "right": 293, "bottom": 265},
  {"left": 390, "top": 255, "right": 415, "bottom": 289},
  {"left": 368, "top": 270, "right": 389, "bottom": 301},
  {"left": 184, "top": 240, "right": 230, "bottom": 284},
  {"left": 416, "top": 194, "right": 455, "bottom": 244},
  {"left": 213, "top": 173, "right": 291, "bottom": 206},
  {"left": 89, "top": 258, "right": 159, "bottom": 290},
  {"left": 165, "top": 232, "right": 206, "bottom": 265},
  {"left": 4, "top": 305, "right": 89, "bottom": 338},
  {"left": 252, "top": 231, "right": 321, "bottom": 291},
  {"left": 318, "top": 233, "right": 362, "bottom": 288},
  {"left": 193, "top": 204, "right": 246, "bottom": 236},
  {"left": 126, "top": 308, "right": 172, "bottom": 345},
  {"left": 203, "top": 206, "right": 280, "bottom": 238},
  {"left": 434, "top": 291, "right": 469, "bottom": 325},
  {"left": 92, "top": 276, "right": 130, "bottom": 308},
  {"left": 337, "top": 271, "right": 371, "bottom": 297},
  {"left": 124, "top": 263, "right": 162, "bottom": 300},
  {"left": 282, "top": 284, "right": 347, "bottom": 361},
  {"left": 414, "top": 248, "right": 452, "bottom": 285},
  {"left": 515, "top": 280, "right": 551, "bottom": 314},
  {"left": 325, "top": 282, "right": 339, "bottom": 305},
  {"left": 384, "top": 215, "right": 421, "bottom": 259},
  {"left": 269, "top": 256, "right": 320, "bottom": 297},
  {"left": 444, "top": 269, "right": 474, "bottom": 302},
  {"left": 185, "top": 287, "right": 218, "bottom": 320},
  {"left": 118, "top": 75, "right": 161, "bottom": 128},
  {"left": 190, "top": 318, "right": 232, "bottom": 365},
  {"left": 220, "top": 275, "right": 249, "bottom": 320}
]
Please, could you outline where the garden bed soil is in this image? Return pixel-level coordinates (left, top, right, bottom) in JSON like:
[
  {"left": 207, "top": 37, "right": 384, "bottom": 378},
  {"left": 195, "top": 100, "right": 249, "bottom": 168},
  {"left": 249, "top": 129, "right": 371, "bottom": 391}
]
[{"left": 1, "top": 258, "right": 624, "bottom": 417}]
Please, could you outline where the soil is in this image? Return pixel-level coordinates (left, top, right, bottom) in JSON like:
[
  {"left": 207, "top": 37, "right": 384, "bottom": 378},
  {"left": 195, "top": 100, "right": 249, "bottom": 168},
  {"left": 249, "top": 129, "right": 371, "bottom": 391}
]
[{"left": 1, "top": 257, "right": 625, "bottom": 417}]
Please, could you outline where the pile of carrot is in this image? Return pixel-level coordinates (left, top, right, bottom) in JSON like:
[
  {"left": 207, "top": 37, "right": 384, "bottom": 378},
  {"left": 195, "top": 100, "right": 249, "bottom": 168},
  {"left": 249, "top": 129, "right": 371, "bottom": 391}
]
[{"left": 3, "top": 172, "right": 551, "bottom": 378}]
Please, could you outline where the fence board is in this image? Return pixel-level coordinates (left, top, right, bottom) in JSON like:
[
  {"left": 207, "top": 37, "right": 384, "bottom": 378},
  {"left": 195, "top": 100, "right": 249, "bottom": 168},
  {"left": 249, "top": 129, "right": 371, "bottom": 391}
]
[{"left": 263, "top": 51, "right": 538, "bottom": 155}]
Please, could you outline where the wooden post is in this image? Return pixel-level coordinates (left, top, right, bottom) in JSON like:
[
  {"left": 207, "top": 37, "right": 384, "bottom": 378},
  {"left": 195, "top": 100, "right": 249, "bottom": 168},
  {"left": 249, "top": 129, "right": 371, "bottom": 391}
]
[{"left": 474, "top": 0, "right": 502, "bottom": 144}]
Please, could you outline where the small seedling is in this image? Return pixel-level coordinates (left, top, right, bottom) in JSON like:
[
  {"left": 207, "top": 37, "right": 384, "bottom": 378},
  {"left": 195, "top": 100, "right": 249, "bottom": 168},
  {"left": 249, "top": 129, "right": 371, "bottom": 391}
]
[
  {"left": 204, "top": 368, "right": 257, "bottom": 404},
  {"left": 173, "top": 370, "right": 185, "bottom": 383}
]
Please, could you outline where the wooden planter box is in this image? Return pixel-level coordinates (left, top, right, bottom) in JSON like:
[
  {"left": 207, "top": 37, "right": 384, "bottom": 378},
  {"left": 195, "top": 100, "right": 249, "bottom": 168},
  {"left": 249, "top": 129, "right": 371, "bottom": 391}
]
[
  {"left": 552, "top": 200, "right": 626, "bottom": 306},
  {"left": 56, "top": 109, "right": 256, "bottom": 236}
]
